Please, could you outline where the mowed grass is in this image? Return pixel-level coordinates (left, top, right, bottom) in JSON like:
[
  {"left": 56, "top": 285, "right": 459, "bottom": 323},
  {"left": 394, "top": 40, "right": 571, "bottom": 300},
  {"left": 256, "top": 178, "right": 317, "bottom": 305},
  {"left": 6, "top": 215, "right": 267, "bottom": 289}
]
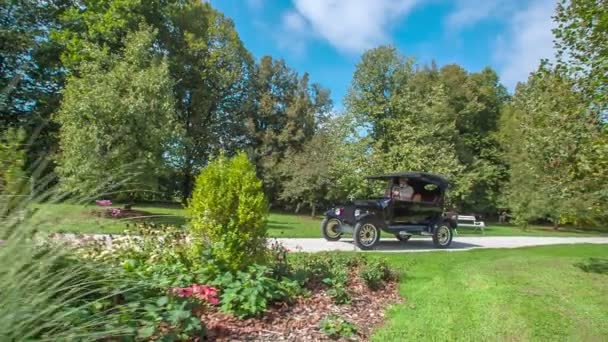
[
  {"left": 372, "top": 244, "right": 608, "bottom": 341},
  {"left": 32, "top": 203, "right": 605, "bottom": 237},
  {"left": 31, "top": 203, "right": 322, "bottom": 237}
]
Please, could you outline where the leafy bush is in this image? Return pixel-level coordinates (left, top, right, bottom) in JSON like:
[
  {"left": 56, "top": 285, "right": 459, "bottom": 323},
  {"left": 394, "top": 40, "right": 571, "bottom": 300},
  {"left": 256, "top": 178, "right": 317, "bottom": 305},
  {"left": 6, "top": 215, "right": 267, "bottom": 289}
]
[
  {"left": 188, "top": 152, "right": 269, "bottom": 271},
  {"left": 319, "top": 315, "right": 357, "bottom": 339},
  {"left": 214, "top": 264, "right": 301, "bottom": 318},
  {"left": 359, "top": 259, "right": 394, "bottom": 290}
]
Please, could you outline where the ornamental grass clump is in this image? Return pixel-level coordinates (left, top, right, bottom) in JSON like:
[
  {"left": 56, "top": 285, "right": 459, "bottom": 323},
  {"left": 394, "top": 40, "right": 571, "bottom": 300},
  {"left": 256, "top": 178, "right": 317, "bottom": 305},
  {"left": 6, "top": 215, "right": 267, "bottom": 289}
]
[{"left": 188, "top": 152, "right": 269, "bottom": 271}]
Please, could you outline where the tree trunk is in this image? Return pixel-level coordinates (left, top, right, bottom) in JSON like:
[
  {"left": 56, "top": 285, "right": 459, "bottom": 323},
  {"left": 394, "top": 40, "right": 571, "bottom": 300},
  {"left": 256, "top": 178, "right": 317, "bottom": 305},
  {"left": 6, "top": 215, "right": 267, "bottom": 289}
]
[
  {"left": 552, "top": 220, "right": 560, "bottom": 230},
  {"left": 310, "top": 201, "right": 316, "bottom": 217},
  {"left": 294, "top": 202, "right": 302, "bottom": 214},
  {"left": 181, "top": 168, "right": 193, "bottom": 205}
]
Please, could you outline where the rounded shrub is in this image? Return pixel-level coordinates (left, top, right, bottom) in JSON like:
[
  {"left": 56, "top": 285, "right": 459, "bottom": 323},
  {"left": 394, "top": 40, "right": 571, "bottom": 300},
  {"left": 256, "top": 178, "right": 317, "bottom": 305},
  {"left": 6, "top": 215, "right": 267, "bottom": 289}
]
[{"left": 188, "top": 152, "right": 269, "bottom": 271}]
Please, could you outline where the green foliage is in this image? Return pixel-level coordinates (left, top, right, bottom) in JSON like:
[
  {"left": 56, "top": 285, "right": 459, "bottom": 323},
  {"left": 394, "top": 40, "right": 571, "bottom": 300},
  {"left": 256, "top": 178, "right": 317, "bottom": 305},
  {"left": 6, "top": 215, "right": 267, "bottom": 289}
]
[
  {"left": 79, "top": 222, "right": 192, "bottom": 273},
  {"left": 290, "top": 253, "right": 368, "bottom": 304},
  {"left": 554, "top": 0, "right": 608, "bottom": 113},
  {"left": 359, "top": 259, "right": 394, "bottom": 290},
  {"left": 213, "top": 264, "right": 301, "bottom": 318},
  {"left": 53, "top": 0, "right": 255, "bottom": 201},
  {"left": 345, "top": 46, "right": 508, "bottom": 213},
  {"left": 278, "top": 131, "right": 335, "bottom": 215},
  {"left": 1, "top": 0, "right": 65, "bottom": 177},
  {"left": 55, "top": 27, "right": 176, "bottom": 197},
  {"left": 319, "top": 315, "right": 357, "bottom": 339},
  {"left": 498, "top": 65, "right": 605, "bottom": 227},
  {"left": 136, "top": 296, "right": 206, "bottom": 341},
  {"left": 248, "top": 56, "right": 332, "bottom": 201},
  {"left": 0, "top": 128, "right": 28, "bottom": 211},
  {"left": 188, "top": 152, "right": 269, "bottom": 271}
]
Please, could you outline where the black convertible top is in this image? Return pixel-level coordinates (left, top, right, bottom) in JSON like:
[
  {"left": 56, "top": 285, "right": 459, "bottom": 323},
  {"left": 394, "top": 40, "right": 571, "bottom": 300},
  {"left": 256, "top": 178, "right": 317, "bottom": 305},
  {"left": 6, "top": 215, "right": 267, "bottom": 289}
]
[{"left": 365, "top": 171, "right": 450, "bottom": 189}]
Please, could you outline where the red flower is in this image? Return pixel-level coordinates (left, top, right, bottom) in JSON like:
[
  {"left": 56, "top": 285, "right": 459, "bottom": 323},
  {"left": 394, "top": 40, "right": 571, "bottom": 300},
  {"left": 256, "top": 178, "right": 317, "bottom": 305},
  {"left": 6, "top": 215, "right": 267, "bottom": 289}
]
[{"left": 170, "top": 284, "right": 219, "bottom": 305}]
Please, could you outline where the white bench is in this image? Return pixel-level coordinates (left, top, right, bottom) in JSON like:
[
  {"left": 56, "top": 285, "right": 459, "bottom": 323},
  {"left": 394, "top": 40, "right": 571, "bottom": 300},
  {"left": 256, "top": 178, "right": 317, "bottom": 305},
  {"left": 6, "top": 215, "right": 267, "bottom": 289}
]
[{"left": 457, "top": 215, "right": 486, "bottom": 233}]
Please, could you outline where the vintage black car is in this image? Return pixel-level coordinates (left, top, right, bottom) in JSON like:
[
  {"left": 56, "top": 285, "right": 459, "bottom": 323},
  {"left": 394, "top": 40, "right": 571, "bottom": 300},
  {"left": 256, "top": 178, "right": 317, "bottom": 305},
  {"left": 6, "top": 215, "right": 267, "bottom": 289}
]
[{"left": 321, "top": 172, "right": 457, "bottom": 250}]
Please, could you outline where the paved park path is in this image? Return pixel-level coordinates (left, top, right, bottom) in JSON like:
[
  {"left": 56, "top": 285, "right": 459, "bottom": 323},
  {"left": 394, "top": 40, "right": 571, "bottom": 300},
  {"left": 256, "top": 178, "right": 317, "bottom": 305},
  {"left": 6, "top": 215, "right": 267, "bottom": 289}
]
[
  {"left": 270, "top": 236, "right": 608, "bottom": 253},
  {"left": 51, "top": 234, "right": 608, "bottom": 253}
]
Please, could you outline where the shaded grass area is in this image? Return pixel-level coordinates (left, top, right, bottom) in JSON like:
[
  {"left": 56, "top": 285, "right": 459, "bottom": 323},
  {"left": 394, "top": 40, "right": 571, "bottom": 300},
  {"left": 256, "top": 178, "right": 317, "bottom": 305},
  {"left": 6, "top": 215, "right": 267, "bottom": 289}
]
[
  {"left": 372, "top": 244, "right": 608, "bottom": 341},
  {"left": 32, "top": 203, "right": 606, "bottom": 237}
]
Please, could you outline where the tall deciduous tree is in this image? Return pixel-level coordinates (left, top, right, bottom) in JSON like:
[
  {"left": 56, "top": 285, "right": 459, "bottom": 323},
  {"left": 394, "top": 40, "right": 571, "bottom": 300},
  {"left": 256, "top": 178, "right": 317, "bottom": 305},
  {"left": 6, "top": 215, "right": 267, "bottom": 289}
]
[
  {"left": 439, "top": 65, "right": 509, "bottom": 214},
  {"left": 1, "top": 0, "right": 68, "bottom": 179},
  {"left": 247, "top": 56, "right": 332, "bottom": 201},
  {"left": 498, "top": 65, "right": 600, "bottom": 227},
  {"left": 55, "top": 28, "right": 175, "bottom": 198},
  {"left": 346, "top": 46, "right": 509, "bottom": 210},
  {"left": 54, "top": 0, "right": 253, "bottom": 201}
]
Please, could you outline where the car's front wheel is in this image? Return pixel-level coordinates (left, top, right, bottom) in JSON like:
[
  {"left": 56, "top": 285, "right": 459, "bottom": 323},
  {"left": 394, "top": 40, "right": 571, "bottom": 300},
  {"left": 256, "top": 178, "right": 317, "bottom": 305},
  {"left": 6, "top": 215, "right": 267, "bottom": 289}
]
[
  {"left": 432, "top": 223, "right": 453, "bottom": 248},
  {"left": 321, "top": 217, "right": 342, "bottom": 241},
  {"left": 354, "top": 220, "right": 381, "bottom": 250}
]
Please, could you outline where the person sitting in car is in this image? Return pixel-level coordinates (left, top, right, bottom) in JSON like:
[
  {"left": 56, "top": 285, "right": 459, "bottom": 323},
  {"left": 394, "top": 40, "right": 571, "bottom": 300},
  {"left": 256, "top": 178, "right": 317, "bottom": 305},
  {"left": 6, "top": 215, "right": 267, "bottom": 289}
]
[{"left": 392, "top": 177, "right": 414, "bottom": 201}]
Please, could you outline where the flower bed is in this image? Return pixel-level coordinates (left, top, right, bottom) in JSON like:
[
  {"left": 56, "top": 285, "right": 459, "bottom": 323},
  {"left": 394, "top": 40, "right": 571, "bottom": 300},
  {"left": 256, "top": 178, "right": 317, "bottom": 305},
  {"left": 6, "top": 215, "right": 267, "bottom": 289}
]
[
  {"left": 70, "top": 223, "right": 401, "bottom": 341},
  {"left": 204, "top": 267, "right": 401, "bottom": 341}
]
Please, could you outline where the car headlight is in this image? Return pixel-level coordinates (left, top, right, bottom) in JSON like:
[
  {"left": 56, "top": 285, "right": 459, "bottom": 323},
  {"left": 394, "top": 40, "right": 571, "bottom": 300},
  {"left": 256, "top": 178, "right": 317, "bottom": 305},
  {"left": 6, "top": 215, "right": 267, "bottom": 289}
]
[
  {"left": 335, "top": 208, "right": 343, "bottom": 216},
  {"left": 354, "top": 209, "right": 361, "bottom": 216}
]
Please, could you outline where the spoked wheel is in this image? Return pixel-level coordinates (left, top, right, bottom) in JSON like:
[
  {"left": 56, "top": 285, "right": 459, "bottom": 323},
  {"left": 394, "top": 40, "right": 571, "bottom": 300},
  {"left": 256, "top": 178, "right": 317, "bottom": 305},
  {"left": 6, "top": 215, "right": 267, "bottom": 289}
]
[
  {"left": 432, "top": 223, "right": 453, "bottom": 248},
  {"left": 395, "top": 235, "right": 411, "bottom": 242},
  {"left": 354, "top": 220, "right": 380, "bottom": 250},
  {"left": 321, "top": 218, "right": 342, "bottom": 241}
]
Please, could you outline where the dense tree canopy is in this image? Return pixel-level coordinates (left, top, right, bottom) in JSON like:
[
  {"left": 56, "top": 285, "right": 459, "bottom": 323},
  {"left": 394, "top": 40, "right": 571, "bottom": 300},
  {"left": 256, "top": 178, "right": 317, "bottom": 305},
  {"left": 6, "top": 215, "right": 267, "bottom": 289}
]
[
  {"left": 55, "top": 28, "right": 176, "bottom": 197},
  {"left": 1, "top": 0, "right": 606, "bottom": 228}
]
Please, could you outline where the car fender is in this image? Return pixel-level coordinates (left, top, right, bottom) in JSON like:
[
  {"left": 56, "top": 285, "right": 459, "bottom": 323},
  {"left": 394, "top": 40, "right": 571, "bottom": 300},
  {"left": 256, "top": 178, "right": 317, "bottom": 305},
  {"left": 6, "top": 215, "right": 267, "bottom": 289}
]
[{"left": 355, "top": 212, "right": 384, "bottom": 228}]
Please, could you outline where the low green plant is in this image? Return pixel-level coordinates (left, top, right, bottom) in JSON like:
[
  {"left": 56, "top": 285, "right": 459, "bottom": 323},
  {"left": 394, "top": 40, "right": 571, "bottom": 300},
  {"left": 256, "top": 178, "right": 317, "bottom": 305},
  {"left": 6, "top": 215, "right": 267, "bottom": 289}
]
[
  {"left": 319, "top": 315, "right": 357, "bottom": 339},
  {"left": 359, "top": 259, "right": 394, "bottom": 290},
  {"left": 135, "top": 295, "right": 206, "bottom": 341},
  {"left": 78, "top": 222, "right": 191, "bottom": 267},
  {"left": 214, "top": 264, "right": 301, "bottom": 318}
]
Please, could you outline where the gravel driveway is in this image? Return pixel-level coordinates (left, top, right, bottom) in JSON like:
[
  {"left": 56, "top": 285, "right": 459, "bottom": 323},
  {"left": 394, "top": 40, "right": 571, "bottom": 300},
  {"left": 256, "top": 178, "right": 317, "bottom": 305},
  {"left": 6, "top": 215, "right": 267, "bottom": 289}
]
[{"left": 270, "top": 236, "right": 608, "bottom": 253}]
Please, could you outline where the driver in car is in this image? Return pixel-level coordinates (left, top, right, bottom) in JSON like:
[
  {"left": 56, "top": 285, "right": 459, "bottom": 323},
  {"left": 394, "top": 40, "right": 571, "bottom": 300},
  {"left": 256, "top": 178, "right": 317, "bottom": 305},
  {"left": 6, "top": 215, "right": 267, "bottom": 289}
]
[{"left": 392, "top": 177, "right": 414, "bottom": 201}]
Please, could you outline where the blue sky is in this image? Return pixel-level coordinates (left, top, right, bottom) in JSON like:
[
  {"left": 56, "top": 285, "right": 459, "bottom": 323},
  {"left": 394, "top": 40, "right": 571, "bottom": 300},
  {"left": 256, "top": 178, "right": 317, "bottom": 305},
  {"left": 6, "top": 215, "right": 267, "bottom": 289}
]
[{"left": 213, "top": 0, "right": 557, "bottom": 109}]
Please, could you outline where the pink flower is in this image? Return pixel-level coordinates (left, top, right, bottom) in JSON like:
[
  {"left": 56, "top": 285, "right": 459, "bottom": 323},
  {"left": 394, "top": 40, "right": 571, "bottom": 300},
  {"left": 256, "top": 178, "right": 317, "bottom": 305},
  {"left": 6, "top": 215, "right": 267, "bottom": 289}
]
[{"left": 96, "top": 199, "right": 112, "bottom": 207}]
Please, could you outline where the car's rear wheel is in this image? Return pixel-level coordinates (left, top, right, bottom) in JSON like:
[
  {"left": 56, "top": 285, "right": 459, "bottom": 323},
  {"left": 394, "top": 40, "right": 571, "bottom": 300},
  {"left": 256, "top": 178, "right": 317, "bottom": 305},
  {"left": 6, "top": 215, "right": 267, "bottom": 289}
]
[
  {"left": 321, "top": 218, "right": 342, "bottom": 241},
  {"left": 432, "top": 223, "right": 453, "bottom": 248},
  {"left": 354, "top": 220, "right": 380, "bottom": 250}
]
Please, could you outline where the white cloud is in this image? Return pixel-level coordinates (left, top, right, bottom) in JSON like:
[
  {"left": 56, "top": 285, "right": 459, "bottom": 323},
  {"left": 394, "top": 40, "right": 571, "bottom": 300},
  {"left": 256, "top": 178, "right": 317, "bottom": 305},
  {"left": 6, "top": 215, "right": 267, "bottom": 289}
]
[
  {"left": 280, "top": 0, "right": 421, "bottom": 54},
  {"left": 493, "top": 0, "right": 557, "bottom": 90},
  {"left": 446, "top": 0, "right": 514, "bottom": 30},
  {"left": 276, "top": 10, "right": 312, "bottom": 57}
]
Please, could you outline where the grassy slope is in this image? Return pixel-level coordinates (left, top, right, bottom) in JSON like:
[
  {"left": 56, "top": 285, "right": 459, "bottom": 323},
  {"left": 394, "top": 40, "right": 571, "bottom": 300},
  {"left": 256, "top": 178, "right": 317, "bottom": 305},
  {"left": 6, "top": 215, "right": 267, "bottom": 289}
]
[
  {"left": 372, "top": 245, "right": 608, "bottom": 341},
  {"left": 33, "top": 203, "right": 605, "bottom": 237}
]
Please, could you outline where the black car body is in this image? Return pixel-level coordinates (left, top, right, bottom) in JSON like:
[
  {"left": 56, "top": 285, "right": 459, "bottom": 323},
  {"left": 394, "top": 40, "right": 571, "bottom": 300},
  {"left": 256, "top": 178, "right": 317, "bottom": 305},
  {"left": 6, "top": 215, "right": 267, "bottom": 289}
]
[{"left": 321, "top": 172, "right": 457, "bottom": 249}]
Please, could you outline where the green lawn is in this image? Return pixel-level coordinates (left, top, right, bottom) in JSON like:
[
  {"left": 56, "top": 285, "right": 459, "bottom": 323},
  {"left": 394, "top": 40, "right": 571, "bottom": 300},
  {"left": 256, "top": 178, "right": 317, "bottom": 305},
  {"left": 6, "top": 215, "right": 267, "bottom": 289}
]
[
  {"left": 372, "top": 244, "right": 608, "bottom": 341},
  {"left": 31, "top": 202, "right": 605, "bottom": 237}
]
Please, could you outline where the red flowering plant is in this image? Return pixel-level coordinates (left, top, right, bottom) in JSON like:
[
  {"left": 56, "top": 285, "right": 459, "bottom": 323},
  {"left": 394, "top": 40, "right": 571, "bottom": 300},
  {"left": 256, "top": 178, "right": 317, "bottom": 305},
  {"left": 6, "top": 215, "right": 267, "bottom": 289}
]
[{"left": 171, "top": 284, "right": 220, "bottom": 306}]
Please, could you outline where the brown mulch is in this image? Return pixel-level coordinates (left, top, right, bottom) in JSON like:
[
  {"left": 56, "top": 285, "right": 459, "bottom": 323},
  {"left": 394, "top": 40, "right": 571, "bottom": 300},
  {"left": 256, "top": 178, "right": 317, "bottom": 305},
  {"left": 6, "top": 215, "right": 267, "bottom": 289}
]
[
  {"left": 202, "top": 272, "right": 402, "bottom": 341},
  {"left": 88, "top": 208, "right": 153, "bottom": 219}
]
